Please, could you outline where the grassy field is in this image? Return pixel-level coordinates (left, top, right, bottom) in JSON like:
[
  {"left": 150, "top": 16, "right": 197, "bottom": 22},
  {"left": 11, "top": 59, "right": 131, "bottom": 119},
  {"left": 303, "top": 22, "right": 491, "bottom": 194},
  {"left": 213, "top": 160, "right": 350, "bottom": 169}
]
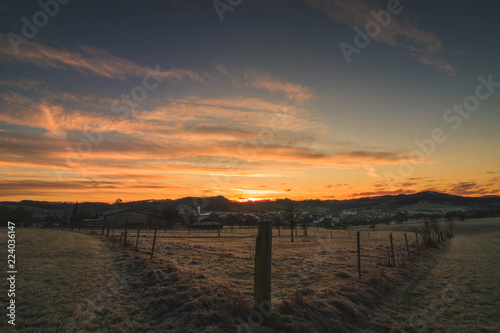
[
  {"left": 1, "top": 218, "right": 498, "bottom": 332},
  {"left": 0, "top": 229, "right": 156, "bottom": 332},
  {"left": 129, "top": 227, "right": 418, "bottom": 302},
  {"left": 364, "top": 217, "right": 500, "bottom": 332}
]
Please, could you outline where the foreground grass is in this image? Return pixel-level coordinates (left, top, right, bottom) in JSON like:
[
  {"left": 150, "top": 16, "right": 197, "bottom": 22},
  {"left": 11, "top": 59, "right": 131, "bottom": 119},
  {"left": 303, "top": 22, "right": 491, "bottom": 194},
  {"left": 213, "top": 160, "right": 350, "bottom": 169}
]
[
  {"left": 2, "top": 218, "right": 498, "bottom": 332},
  {"left": 0, "top": 229, "right": 152, "bottom": 332},
  {"left": 364, "top": 217, "right": 500, "bottom": 332},
  {"left": 0, "top": 227, "right": 423, "bottom": 332}
]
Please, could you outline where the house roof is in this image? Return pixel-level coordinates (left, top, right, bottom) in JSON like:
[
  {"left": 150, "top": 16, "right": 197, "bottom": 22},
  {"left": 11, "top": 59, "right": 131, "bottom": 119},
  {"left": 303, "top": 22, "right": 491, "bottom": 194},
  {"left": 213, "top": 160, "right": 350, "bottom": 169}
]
[
  {"left": 189, "top": 221, "right": 221, "bottom": 227},
  {"left": 104, "top": 209, "right": 166, "bottom": 220}
]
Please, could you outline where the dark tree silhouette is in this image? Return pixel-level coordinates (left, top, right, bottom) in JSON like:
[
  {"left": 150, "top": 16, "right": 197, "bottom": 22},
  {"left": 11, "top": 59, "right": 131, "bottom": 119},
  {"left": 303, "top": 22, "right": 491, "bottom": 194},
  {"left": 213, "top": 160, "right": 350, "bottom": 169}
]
[
  {"left": 273, "top": 214, "right": 283, "bottom": 237},
  {"left": 284, "top": 199, "right": 298, "bottom": 242},
  {"left": 159, "top": 202, "right": 180, "bottom": 228}
]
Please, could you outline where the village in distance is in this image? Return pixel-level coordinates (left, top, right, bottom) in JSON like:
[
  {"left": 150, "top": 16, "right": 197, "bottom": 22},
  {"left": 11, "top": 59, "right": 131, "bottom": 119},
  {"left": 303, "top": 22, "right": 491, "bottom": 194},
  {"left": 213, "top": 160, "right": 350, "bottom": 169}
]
[{"left": 2, "top": 191, "right": 499, "bottom": 230}]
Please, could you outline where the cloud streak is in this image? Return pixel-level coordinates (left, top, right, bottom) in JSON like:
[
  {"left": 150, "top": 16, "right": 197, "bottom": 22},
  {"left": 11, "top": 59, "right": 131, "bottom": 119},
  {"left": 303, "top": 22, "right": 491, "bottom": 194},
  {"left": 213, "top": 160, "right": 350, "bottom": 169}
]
[
  {"left": 245, "top": 69, "right": 315, "bottom": 104},
  {"left": 303, "top": 0, "right": 458, "bottom": 75},
  {"left": 0, "top": 34, "right": 203, "bottom": 81}
]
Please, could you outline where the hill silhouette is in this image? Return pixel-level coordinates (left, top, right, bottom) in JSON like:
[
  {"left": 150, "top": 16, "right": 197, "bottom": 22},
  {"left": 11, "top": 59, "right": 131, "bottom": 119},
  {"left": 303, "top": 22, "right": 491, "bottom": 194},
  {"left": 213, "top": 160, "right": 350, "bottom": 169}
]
[{"left": 1, "top": 192, "right": 498, "bottom": 216}]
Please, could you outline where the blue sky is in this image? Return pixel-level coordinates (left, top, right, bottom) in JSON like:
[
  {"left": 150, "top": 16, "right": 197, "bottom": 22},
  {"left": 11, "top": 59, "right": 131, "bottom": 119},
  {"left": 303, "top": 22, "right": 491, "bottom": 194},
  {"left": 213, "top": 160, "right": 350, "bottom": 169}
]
[{"left": 0, "top": 0, "right": 499, "bottom": 202}]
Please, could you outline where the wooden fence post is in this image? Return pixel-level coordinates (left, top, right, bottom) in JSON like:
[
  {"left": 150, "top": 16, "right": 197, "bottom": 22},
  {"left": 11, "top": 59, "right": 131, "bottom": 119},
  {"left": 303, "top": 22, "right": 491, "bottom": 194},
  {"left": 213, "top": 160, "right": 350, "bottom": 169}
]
[
  {"left": 151, "top": 224, "right": 157, "bottom": 259},
  {"left": 390, "top": 233, "right": 395, "bottom": 267},
  {"left": 254, "top": 222, "right": 272, "bottom": 317},
  {"left": 357, "top": 231, "right": 361, "bottom": 279},
  {"left": 405, "top": 233, "right": 410, "bottom": 259},
  {"left": 415, "top": 232, "right": 419, "bottom": 252},
  {"left": 135, "top": 227, "right": 140, "bottom": 251},
  {"left": 101, "top": 221, "right": 105, "bottom": 235},
  {"left": 124, "top": 223, "right": 128, "bottom": 246}
]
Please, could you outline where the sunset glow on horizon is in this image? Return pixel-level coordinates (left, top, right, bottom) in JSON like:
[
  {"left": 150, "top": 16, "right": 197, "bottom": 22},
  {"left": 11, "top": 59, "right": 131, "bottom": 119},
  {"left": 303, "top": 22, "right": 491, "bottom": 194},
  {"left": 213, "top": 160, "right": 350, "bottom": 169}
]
[{"left": 1, "top": 0, "right": 499, "bottom": 203}]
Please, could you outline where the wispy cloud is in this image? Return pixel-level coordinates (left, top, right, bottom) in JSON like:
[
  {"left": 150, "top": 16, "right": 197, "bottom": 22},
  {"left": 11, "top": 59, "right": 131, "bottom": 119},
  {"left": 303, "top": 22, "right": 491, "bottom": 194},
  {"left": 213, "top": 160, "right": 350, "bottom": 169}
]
[
  {"left": 448, "top": 181, "right": 488, "bottom": 196},
  {"left": 363, "top": 164, "right": 381, "bottom": 180},
  {"left": 0, "top": 179, "right": 193, "bottom": 200},
  {"left": 245, "top": 69, "right": 315, "bottom": 104},
  {"left": 350, "top": 189, "right": 416, "bottom": 198},
  {"left": 303, "top": 0, "right": 458, "bottom": 75},
  {"left": 214, "top": 63, "right": 241, "bottom": 87},
  {"left": 0, "top": 77, "right": 45, "bottom": 90},
  {"left": 0, "top": 34, "right": 203, "bottom": 81}
]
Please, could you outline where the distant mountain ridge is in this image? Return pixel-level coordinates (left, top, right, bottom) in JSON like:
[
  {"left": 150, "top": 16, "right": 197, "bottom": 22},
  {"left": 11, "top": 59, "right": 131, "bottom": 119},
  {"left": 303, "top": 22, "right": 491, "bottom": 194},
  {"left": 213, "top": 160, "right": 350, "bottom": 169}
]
[{"left": 1, "top": 192, "right": 498, "bottom": 215}]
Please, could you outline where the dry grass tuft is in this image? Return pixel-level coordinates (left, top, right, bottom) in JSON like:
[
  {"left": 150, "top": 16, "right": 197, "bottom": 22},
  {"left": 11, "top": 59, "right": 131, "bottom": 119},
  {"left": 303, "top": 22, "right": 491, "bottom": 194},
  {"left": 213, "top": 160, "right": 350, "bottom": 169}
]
[{"left": 335, "top": 271, "right": 351, "bottom": 279}]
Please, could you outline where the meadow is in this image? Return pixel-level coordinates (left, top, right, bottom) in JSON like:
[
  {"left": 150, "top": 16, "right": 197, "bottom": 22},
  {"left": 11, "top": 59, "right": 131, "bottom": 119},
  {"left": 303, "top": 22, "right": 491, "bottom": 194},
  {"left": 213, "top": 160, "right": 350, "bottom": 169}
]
[
  {"left": 1, "top": 218, "right": 498, "bottom": 332},
  {"left": 365, "top": 217, "right": 500, "bottom": 332},
  {"left": 129, "top": 226, "right": 418, "bottom": 302},
  {"left": 0, "top": 229, "right": 157, "bottom": 332}
]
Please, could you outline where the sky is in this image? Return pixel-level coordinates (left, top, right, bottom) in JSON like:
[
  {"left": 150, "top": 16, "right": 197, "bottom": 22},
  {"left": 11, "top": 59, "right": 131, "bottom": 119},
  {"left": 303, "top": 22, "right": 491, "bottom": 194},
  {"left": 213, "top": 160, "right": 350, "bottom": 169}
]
[{"left": 0, "top": 0, "right": 499, "bottom": 203}]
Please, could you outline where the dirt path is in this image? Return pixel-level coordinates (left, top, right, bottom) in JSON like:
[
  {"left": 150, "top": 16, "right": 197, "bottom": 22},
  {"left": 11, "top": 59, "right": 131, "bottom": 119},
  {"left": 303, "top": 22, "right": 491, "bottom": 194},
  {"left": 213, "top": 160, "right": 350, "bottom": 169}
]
[{"left": 365, "top": 218, "right": 500, "bottom": 332}]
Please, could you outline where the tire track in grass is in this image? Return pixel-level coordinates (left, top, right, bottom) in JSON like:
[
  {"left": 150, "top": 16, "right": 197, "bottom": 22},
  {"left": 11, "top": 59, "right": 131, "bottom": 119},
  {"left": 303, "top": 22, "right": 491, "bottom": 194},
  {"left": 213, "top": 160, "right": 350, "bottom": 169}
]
[{"left": 62, "top": 242, "right": 155, "bottom": 332}]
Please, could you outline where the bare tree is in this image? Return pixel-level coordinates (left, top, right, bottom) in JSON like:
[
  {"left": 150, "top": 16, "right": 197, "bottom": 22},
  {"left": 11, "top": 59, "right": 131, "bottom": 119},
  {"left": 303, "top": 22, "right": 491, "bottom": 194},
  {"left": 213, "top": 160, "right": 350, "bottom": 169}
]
[
  {"left": 420, "top": 214, "right": 441, "bottom": 247},
  {"left": 273, "top": 214, "right": 283, "bottom": 237},
  {"left": 114, "top": 198, "right": 123, "bottom": 212},
  {"left": 429, "top": 213, "right": 441, "bottom": 235},
  {"left": 284, "top": 199, "right": 298, "bottom": 242},
  {"left": 300, "top": 214, "right": 312, "bottom": 236},
  {"left": 445, "top": 211, "right": 460, "bottom": 238},
  {"left": 72, "top": 202, "right": 79, "bottom": 231},
  {"left": 420, "top": 218, "right": 433, "bottom": 246}
]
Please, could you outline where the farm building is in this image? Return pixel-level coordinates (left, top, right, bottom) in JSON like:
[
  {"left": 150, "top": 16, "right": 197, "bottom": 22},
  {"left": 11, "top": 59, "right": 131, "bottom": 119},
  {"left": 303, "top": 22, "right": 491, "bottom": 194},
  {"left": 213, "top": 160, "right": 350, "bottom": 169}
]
[
  {"left": 188, "top": 221, "right": 222, "bottom": 232},
  {"left": 82, "top": 216, "right": 105, "bottom": 228},
  {"left": 31, "top": 213, "right": 48, "bottom": 228},
  {"left": 105, "top": 210, "right": 168, "bottom": 228}
]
